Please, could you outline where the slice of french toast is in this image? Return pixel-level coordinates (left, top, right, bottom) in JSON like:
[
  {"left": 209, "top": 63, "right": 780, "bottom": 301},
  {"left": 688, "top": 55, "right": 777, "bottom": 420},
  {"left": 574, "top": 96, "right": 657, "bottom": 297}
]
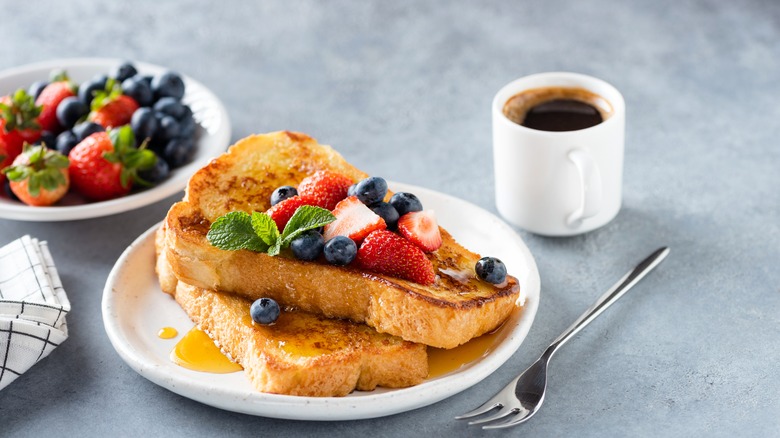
[
  {"left": 164, "top": 131, "right": 521, "bottom": 349},
  {"left": 155, "top": 227, "right": 427, "bottom": 396}
]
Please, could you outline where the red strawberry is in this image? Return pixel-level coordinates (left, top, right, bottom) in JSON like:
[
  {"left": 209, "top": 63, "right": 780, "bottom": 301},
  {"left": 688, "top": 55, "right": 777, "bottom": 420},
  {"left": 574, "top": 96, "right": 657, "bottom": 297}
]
[
  {"left": 397, "top": 210, "right": 443, "bottom": 252},
  {"left": 3, "top": 145, "right": 69, "bottom": 206},
  {"left": 68, "top": 126, "right": 157, "bottom": 200},
  {"left": 0, "top": 90, "right": 43, "bottom": 175},
  {"left": 355, "top": 230, "right": 436, "bottom": 285},
  {"left": 35, "top": 74, "right": 76, "bottom": 132},
  {"left": 323, "top": 196, "right": 386, "bottom": 242},
  {"left": 297, "top": 170, "right": 353, "bottom": 210},
  {"left": 88, "top": 94, "right": 139, "bottom": 128},
  {"left": 266, "top": 195, "right": 319, "bottom": 230}
]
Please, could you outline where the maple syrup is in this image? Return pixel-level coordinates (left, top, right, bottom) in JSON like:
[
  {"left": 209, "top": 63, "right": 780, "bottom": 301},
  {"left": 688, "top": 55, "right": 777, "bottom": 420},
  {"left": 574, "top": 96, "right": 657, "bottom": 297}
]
[
  {"left": 157, "top": 327, "right": 178, "bottom": 339},
  {"left": 170, "top": 327, "right": 242, "bottom": 373},
  {"left": 427, "top": 321, "right": 507, "bottom": 378}
]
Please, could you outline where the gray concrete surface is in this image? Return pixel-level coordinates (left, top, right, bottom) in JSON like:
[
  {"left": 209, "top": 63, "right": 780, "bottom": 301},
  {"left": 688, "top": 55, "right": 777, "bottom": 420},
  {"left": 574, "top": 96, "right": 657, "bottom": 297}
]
[{"left": 0, "top": 0, "right": 778, "bottom": 436}]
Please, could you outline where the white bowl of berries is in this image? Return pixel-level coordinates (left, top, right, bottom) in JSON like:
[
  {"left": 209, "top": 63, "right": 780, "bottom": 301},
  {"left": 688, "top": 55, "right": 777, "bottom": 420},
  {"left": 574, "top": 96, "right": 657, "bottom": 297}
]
[{"left": 0, "top": 58, "right": 231, "bottom": 221}]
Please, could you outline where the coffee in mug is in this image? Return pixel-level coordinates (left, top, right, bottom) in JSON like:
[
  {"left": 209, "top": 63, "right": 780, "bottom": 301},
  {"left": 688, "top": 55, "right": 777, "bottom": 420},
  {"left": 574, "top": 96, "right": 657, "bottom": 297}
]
[{"left": 502, "top": 87, "right": 613, "bottom": 132}]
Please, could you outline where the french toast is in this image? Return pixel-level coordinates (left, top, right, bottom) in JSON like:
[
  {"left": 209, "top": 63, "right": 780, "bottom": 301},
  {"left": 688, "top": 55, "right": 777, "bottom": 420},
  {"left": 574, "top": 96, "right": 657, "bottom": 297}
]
[
  {"left": 164, "top": 131, "right": 521, "bottom": 348},
  {"left": 155, "top": 227, "right": 427, "bottom": 396}
]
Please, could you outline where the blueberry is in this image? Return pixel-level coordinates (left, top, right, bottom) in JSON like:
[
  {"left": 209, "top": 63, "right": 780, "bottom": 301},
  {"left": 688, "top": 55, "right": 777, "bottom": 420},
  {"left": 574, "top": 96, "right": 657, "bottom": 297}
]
[
  {"left": 354, "top": 176, "right": 387, "bottom": 205},
  {"left": 475, "top": 257, "right": 507, "bottom": 284},
  {"left": 153, "top": 97, "right": 186, "bottom": 119},
  {"left": 347, "top": 183, "right": 357, "bottom": 197},
  {"left": 179, "top": 104, "right": 193, "bottom": 121},
  {"left": 389, "top": 192, "right": 423, "bottom": 217},
  {"left": 72, "top": 121, "right": 105, "bottom": 142},
  {"left": 178, "top": 115, "right": 196, "bottom": 139},
  {"left": 138, "top": 155, "right": 170, "bottom": 184},
  {"left": 77, "top": 78, "right": 106, "bottom": 106},
  {"left": 55, "top": 96, "right": 88, "bottom": 130},
  {"left": 138, "top": 75, "right": 153, "bottom": 87},
  {"left": 163, "top": 137, "right": 195, "bottom": 168},
  {"left": 155, "top": 115, "right": 181, "bottom": 142},
  {"left": 122, "top": 76, "right": 154, "bottom": 107},
  {"left": 28, "top": 81, "right": 48, "bottom": 100},
  {"left": 290, "top": 230, "right": 325, "bottom": 261},
  {"left": 112, "top": 61, "right": 137, "bottom": 82},
  {"left": 270, "top": 186, "right": 298, "bottom": 206},
  {"left": 130, "top": 108, "right": 158, "bottom": 143},
  {"left": 37, "top": 131, "right": 57, "bottom": 149},
  {"left": 3, "top": 179, "right": 19, "bottom": 201},
  {"left": 250, "top": 298, "right": 280, "bottom": 325},
  {"left": 55, "top": 130, "right": 79, "bottom": 155},
  {"left": 152, "top": 71, "right": 185, "bottom": 100},
  {"left": 323, "top": 236, "right": 357, "bottom": 266},
  {"left": 370, "top": 202, "right": 400, "bottom": 230}
]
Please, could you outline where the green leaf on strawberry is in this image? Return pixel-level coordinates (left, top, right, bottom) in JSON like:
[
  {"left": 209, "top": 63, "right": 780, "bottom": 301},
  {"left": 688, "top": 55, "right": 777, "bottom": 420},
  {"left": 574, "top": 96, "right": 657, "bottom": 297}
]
[
  {"left": 105, "top": 125, "right": 157, "bottom": 188},
  {"left": 3, "top": 144, "right": 68, "bottom": 197},
  {"left": 90, "top": 78, "right": 124, "bottom": 112},
  {"left": 0, "top": 89, "right": 42, "bottom": 132}
]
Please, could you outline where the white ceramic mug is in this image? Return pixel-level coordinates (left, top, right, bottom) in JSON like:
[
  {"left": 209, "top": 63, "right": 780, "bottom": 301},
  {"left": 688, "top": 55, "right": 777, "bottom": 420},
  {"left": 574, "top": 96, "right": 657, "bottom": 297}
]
[{"left": 492, "top": 72, "right": 625, "bottom": 236}]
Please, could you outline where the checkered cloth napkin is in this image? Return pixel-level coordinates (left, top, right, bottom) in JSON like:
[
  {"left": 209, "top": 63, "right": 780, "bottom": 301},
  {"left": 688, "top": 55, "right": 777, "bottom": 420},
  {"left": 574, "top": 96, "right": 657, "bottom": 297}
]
[{"left": 0, "top": 236, "right": 69, "bottom": 391}]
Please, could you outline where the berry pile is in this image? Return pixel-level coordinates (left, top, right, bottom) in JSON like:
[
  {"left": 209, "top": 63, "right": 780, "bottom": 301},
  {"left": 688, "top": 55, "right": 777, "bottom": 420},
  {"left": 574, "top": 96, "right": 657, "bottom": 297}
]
[{"left": 0, "top": 61, "right": 198, "bottom": 206}]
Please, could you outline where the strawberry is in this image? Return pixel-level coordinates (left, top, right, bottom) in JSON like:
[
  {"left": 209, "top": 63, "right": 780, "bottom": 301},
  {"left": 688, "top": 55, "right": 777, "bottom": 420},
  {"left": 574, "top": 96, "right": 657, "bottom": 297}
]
[
  {"left": 355, "top": 230, "right": 436, "bottom": 285},
  {"left": 89, "top": 94, "right": 139, "bottom": 128},
  {"left": 397, "top": 210, "right": 443, "bottom": 252},
  {"left": 266, "top": 195, "right": 319, "bottom": 230},
  {"left": 0, "top": 90, "right": 43, "bottom": 175},
  {"left": 68, "top": 126, "right": 157, "bottom": 200},
  {"left": 3, "top": 145, "right": 69, "bottom": 206},
  {"left": 323, "top": 196, "right": 386, "bottom": 242},
  {"left": 297, "top": 170, "right": 353, "bottom": 210},
  {"left": 35, "top": 71, "right": 76, "bottom": 132}
]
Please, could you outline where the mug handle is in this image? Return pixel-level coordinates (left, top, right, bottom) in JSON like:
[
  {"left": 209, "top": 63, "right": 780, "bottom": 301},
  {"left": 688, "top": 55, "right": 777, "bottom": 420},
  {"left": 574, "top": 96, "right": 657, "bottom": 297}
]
[{"left": 566, "top": 149, "right": 602, "bottom": 228}]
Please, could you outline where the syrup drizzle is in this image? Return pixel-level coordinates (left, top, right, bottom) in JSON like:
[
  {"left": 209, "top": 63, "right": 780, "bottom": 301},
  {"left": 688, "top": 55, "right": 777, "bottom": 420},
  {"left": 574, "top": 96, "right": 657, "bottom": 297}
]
[{"left": 170, "top": 327, "right": 243, "bottom": 373}]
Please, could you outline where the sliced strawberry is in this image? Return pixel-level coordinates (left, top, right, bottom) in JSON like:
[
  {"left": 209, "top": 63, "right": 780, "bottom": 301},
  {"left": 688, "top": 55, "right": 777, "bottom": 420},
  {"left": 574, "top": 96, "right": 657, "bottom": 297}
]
[
  {"left": 89, "top": 94, "right": 139, "bottom": 128},
  {"left": 297, "top": 170, "right": 353, "bottom": 210},
  {"left": 397, "top": 210, "right": 443, "bottom": 252},
  {"left": 266, "top": 195, "right": 318, "bottom": 231},
  {"left": 323, "top": 196, "right": 386, "bottom": 242},
  {"left": 36, "top": 79, "right": 76, "bottom": 132},
  {"left": 355, "top": 230, "right": 436, "bottom": 285}
]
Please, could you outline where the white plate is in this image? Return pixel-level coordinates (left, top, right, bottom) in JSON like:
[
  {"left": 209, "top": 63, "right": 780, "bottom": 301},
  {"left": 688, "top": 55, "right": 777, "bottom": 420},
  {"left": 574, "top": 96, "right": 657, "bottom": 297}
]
[
  {"left": 102, "top": 182, "right": 540, "bottom": 420},
  {"left": 0, "top": 58, "right": 231, "bottom": 221}
]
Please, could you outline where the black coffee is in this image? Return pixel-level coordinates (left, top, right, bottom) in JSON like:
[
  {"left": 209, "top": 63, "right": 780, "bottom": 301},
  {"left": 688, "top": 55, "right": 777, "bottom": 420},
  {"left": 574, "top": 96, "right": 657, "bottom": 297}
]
[{"left": 503, "top": 86, "right": 612, "bottom": 132}]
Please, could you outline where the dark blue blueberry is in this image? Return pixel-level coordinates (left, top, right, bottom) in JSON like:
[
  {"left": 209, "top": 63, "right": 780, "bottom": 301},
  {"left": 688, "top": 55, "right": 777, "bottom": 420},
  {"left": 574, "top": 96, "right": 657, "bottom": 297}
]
[
  {"left": 155, "top": 115, "right": 181, "bottom": 142},
  {"left": 347, "top": 183, "right": 357, "bottom": 197},
  {"left": 250, "top": 298, "right": 280, "bottom": 325},
  {"left": 112, "top": 61, "right": 137, "bottom": 82},
  {"left": 323, "top": 236, "right": 357, "bottom": 266},
  {"left": 389, "top": 192, "right": 423, "bottom": 217},
  {"left": 153, "top": 97, "right": 186, "bottom": 119},
  {"left": 37, "top": 131, "right": 57, "bottom": 149},
  {"left": 475, "top": 257, "right": 507, "bottom": 284},
  {"left": 28, "top": 81, "right": 48, "bottom": 100},
  {"left": 55, "top": 96, "right": 88, "bottom": 130},
  {"left": 137, "top": 155, "right": 170, "bottom": 184},
  {"left": 290, "top": 230, "right": 325, "bottom": 261},
  {"left": 55, "top": 130, "right": 79, "bottom": 155},
  {"left": 163, "top": 137, "right": 195, "bottom": 168},
  {"left": 121, "top": 76, "right": 154, "bottom": 107},
  {"left": 354, "top": 176, "right": 387, "bottom": 205},
  {"left": 72, "top": 121, "right": 105, "bottom": 142},
  {"left": 152, "top": 71, "right": 185, "bottom": 100},
  {"left": 270, "top": 186, "right": 298, "bottom": 206},
  {"left": 138, "top": 75, "right": 153, "bottom": 87},
  {"left": 178, "top": 115, "right": 196, "bottom": 139},
  {"left": 130, "top": 108, "right": 158, "bottom": 143},
  {"left": 370, "top": 202, "right": 400, "bottom": 230},
  {"left": 179, "top": 104, "right": 193, "bottom": 121},
  {"left": 3, "top": 179, "right": 19, "bottom": 201},
  {"left": 77, "top": 78, "right": 107, "bottom": 106}
]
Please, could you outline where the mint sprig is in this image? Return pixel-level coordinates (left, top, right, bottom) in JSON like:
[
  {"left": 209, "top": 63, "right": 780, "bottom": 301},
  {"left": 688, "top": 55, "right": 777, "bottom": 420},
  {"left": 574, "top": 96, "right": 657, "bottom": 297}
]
[{"left": 207, "top": 206, "right": 336, "bottom": 256}]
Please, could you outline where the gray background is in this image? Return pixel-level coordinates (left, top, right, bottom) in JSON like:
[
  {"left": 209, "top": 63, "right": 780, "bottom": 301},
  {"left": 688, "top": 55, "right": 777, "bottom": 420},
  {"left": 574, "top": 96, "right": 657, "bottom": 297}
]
[{"left": 1, "top": 0, "right": 778, "bottom": 436}]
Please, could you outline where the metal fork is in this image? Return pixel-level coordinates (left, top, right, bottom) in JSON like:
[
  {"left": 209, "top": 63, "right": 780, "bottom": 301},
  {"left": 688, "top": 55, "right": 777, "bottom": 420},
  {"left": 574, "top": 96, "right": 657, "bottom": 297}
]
[{"left": 456, "top": 247, "right": 670, "bottom": 430}]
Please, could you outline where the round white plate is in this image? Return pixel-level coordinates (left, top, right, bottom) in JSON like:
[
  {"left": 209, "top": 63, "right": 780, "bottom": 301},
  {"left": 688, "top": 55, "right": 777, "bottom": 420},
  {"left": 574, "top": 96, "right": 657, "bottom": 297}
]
[
  {"left": 102, "top": 182, "right": 540, "bottom": 420},
  {"left": 0, "top": 58, "right": 231, "bottom": 221}
]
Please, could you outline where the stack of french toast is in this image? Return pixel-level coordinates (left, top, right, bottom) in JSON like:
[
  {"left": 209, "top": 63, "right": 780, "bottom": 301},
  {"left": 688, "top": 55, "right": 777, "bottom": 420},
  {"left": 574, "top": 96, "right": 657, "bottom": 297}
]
[{"left": 155, "top": 131, "right": 522, "bottom": 397}]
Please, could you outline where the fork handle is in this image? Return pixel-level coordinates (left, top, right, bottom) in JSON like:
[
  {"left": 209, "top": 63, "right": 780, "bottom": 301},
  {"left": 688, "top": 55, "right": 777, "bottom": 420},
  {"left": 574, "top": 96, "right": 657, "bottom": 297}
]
[{"left": 545, "top": 247, "right": 670, "bottom": 357}]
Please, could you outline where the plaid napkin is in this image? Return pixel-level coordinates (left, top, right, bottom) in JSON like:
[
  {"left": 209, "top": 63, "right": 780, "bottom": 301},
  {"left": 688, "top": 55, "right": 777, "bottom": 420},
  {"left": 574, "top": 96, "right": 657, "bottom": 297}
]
[{"left": 0, "top": 236, "right": 69, "bottom": 391}]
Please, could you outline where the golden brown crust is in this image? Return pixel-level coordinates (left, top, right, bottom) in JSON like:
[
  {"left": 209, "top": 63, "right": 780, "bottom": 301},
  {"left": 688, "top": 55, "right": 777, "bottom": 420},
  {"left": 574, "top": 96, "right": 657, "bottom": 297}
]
[
  {"left": 156, "top": 231, "right": 427, "bottom": 397},
  {"left": 165, "top": 131, "right": 521, "bottom": 348}
]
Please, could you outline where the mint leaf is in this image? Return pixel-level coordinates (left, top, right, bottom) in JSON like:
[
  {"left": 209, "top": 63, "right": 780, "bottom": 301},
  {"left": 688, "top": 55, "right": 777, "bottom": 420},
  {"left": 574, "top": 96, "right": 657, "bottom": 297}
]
[
  {"left": 207, "top": 211, "right": 268, "bottom": 252},
  {"left": 281, "top": 206, "right": 336, "bottom": 245},
  {"left": 251, "top": 212, "right": 280, "bottom": 247}
]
